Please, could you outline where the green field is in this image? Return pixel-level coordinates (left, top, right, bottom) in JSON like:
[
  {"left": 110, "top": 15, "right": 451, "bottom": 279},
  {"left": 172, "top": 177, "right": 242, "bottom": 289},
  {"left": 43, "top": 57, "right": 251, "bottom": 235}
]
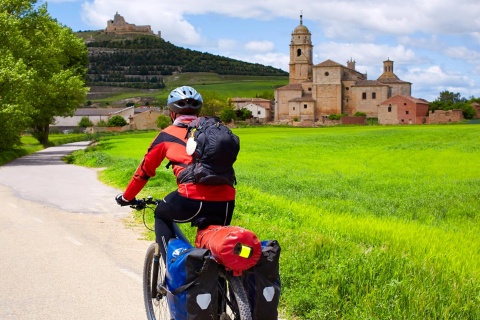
[
  {"left": 67, "top": 125, "right": 480, "bottom": 319},
  {"left": 90, "top": 73, "right": 288, "bottom": 105}
]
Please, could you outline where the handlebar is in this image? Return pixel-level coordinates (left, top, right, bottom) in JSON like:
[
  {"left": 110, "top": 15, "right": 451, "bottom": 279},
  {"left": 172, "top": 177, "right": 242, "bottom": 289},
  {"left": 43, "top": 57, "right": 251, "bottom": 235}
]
[{"left": 130, "top": 196, "right": 160, "bottom": 210}]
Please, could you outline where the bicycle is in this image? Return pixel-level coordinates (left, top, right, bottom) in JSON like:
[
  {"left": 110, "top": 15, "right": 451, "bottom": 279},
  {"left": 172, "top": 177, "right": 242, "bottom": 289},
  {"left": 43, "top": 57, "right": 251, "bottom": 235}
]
[{"left": 132, "top": 197, "right": 252, "bottom": 320}]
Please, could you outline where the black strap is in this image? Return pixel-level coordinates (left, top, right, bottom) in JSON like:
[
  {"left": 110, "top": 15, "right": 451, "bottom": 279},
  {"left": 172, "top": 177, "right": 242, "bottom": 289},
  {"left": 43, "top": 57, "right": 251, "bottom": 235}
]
[{"left": 166, "top": 161, "right": 188, "bottom": 169}]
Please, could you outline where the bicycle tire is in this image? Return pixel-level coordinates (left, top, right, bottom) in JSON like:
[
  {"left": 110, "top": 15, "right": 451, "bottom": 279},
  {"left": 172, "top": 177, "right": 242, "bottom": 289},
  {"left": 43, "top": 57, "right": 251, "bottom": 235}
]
[
  {"left": 226, "top": 274, "right": 252, "bottom": 320},
  {"left": 143, "top": 243, "right": 171, "bottom": 320}
]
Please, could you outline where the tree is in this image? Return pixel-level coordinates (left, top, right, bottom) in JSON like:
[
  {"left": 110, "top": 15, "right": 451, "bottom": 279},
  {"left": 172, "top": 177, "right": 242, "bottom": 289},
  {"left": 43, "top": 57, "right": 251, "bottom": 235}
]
[
  {"left": 0, "top": 0, "right": 36, "bottom": 150},
  {"left": 107, "top": 115, "right": 128, "bottom": 127},
  {"left": 219, "top": 107, "right": 237, "bottom": 123},
  {"left": 156, "top": 114, "right": 171, "bottom": 129},
  {"left": 437, "top": 90, "right": 466, "bottom": 104},
  {"left": 0, "top": 0, "right": 88, "bottom": 149},
  {"left": 78, "top": 116, "right": 94, "bottom": 127}
]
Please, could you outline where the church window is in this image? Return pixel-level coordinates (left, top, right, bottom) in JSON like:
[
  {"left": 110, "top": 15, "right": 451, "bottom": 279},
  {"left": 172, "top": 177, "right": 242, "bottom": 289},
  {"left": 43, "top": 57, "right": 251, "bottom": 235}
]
[
  {"left": 304, "top": 104, "right": 308, "bottom": 109},
  {"left": 324, "top": 72, "right": 329, "bottom": 76},
  {"left": 297, "top": 49, "right": 302, "bottom": 57},
  {"left": 293, "top": 107, "right": 296, "bottom": 111},
  {"left": 388, "top": 105, "right": 392, "bottom": 112},
  {"left": 372, "top": 92, "right": 376, "bottom": 99},
  {"left": 362, "top": 92, "right": 367, "bottom": 99}
]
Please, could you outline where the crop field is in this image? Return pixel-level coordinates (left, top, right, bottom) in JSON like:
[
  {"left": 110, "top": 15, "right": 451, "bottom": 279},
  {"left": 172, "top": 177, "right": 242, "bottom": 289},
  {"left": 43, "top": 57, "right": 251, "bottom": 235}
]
[{"left": 68, "top": 124, "right": 480, "bottom": 319}]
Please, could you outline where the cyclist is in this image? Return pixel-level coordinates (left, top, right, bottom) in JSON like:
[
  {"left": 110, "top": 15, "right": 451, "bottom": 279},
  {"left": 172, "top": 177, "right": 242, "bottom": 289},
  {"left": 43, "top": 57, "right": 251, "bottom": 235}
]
[{"left": 115, "top": 86, "right": 236, "bottom": 263}]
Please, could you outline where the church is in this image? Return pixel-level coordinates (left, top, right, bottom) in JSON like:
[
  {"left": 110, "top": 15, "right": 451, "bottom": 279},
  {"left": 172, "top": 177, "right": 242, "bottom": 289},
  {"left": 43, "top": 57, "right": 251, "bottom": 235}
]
[{"left": 274, "top": 16, "right": 412, "bottom": 123}]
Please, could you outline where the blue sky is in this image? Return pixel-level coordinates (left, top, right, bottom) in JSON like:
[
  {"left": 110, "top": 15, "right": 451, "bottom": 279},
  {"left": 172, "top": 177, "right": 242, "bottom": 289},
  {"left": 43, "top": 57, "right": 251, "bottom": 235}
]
[{"left": 43, "top": 0, "right": 480, "bottom": 102}]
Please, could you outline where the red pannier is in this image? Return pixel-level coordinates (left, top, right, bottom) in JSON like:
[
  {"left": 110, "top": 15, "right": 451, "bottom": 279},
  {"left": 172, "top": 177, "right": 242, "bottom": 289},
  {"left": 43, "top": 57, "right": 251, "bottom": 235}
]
[{"left": 195, "top": 225, "right": 262, "bottom": 276}]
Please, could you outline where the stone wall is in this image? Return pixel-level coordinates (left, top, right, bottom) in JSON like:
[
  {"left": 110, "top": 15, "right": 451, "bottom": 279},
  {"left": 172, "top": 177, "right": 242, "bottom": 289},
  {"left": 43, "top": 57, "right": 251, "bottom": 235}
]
[{"left": 428, "top": 109, "right": 463, "bottom": 123}]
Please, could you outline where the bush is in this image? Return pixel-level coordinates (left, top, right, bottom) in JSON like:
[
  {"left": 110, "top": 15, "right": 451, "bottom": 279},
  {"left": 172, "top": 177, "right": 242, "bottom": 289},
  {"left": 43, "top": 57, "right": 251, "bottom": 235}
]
[
  {"left": 219, "top": 107, "right": 237, "bottom": 123},
  {"left": 78, "top": 116, "right": 94, "bottom": 127},
  {"left": 354, "top": 111, "right": 367, "bottom": 117},
  {"left": 107, "top": 115, "right": 128, "bottom": 127},
  {"left": 156, "top": 114, "right": 171, "bottom": 129},
  {"left": 328, "top": 113, "right": 348, "bottom": 120},
  {"left": 97, "top": 119, "right": 108, "bottom": 127}
]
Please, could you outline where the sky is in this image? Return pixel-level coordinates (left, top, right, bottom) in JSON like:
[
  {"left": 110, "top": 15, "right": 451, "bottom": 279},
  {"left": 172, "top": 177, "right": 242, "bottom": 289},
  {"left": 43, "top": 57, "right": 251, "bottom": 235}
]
[{"left": 43, "top": 0, "right": 480, "bottom": 102}]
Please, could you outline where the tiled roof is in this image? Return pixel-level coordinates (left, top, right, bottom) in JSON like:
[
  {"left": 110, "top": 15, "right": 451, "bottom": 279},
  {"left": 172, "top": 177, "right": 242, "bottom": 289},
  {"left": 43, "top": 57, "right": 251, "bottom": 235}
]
[
  {"left": 353, "top": 80, "right": 388, "bottom": 87},
  {"left": 276, "top": 83, "right": 304, "bottom": 90},
  {"left": 314, "top": 59, "right": 344, "bottom": 68},
  {"left": 74, "top": 108, "right": 126, "bottom": 116},
  {"left": 379, "top": 95, "right": 430, "bottom": 105}
]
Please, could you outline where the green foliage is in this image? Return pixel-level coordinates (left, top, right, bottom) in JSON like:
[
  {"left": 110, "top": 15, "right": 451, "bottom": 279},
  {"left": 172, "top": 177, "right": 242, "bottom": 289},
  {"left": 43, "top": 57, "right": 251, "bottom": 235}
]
[
  {"left": 68, "top": 125, "right": 480, "bottom": 319},
  {"left": 235, "top": 108, "right": 253, "bottom": 120},
  {"left": 354, "top": 111, "right": 367, "bottom": 117},
  {"left": 327, "top": 113, "right": 347, "bottom": 120},
  {"left": 78, "top": 116, "right": 94, "bottom": 127},
  {"left": 0, "top": 0, "right": 89, "bottom": 149},
  {"left": 107, "top": 115, "right": 128, "bottom": 127},
  {"left": 156, "top": 114, "right": 171, "bottom": 129},
  {"left": 219, "top": 107, "right": 237, "bottom": 123},
  {"left": 97, "top": 119, "right": 108, "bottom": 127}
]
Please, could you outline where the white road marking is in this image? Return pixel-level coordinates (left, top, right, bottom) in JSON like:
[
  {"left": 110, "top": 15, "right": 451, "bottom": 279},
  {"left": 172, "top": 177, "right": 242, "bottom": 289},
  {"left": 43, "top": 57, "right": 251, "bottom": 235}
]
[{"left": 118, "top": 267, "right": 142, "bottom": 284}]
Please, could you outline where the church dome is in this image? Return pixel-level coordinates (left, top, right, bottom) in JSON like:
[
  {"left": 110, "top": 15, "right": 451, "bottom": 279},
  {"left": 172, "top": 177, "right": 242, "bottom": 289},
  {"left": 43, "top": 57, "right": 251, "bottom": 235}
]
[
  {"left": 293, "top": 24, "right": 310, "bottom": 34},
  {"left": 292, "top": 15, "right": 310, "bottom": 35}
]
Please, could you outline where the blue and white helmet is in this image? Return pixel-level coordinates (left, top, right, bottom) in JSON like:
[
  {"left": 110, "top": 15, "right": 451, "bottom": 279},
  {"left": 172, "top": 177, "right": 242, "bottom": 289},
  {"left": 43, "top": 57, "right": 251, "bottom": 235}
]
[{"left": 167, "top": 86, "right": 203, "bottom": 114}]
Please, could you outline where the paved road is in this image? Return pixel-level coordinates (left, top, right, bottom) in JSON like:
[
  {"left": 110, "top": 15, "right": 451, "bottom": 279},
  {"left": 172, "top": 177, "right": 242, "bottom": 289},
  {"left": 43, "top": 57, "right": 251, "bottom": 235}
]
[{"left": 0, "top": 142, "right": 151, "bottom": 319}]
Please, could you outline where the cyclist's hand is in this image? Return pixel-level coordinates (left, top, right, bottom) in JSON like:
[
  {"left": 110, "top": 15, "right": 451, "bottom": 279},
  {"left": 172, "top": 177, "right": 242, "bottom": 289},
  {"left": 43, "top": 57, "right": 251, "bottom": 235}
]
[{"left": 115, "top": 193, "right": 136, "bottom": 206}]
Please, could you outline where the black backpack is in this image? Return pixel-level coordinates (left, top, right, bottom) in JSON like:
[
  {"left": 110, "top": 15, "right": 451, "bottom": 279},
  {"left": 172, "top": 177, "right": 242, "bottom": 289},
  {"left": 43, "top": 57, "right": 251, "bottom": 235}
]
[{"left": 175, "top": 116, "right": 240, "bottom": 186}]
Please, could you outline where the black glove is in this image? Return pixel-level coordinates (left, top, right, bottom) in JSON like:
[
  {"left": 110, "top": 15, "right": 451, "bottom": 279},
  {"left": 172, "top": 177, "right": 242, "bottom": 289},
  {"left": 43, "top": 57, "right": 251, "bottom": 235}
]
[{"left": 115, "top": 193, "right": 136, "bottom": 206}]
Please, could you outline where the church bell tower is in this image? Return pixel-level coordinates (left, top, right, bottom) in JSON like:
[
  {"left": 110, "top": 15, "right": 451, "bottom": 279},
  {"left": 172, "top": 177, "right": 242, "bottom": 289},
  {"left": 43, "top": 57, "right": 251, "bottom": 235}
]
[{"left": 289, "top": 15, "right": 313, "bottom": 84}]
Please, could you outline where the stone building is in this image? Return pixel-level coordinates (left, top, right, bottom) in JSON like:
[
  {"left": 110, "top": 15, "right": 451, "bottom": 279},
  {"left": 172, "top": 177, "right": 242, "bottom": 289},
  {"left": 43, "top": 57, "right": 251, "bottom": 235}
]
[
  {"left": 275, "top": 16, "right": 412, "bottom": 122},
  {"left": 378, "top": 95, "right": 429, "bottom": 125},
  {"left": 105, "top": 12, "right": 158, "bottom": 36}
]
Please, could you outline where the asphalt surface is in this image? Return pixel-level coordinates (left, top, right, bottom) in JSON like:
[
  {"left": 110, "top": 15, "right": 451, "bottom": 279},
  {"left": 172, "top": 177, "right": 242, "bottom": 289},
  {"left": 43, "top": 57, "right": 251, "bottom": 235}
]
[{"left": 0, "top": 141, "right": 151, "bottom": 319}]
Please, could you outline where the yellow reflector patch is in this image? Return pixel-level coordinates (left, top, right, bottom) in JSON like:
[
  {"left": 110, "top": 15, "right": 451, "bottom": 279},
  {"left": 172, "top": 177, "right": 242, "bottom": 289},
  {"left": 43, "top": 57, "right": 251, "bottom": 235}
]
[{"left": 239, "top": 245, "right": 252, "bottom": 258}]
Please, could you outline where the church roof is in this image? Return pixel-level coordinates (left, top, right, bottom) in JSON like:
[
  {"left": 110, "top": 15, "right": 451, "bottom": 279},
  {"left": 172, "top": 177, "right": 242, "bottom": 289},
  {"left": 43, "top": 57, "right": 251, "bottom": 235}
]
[
  {"left": 289, "top": 94, "right": 315, "bottom": 102},
  {"left": 353, "top": 80, "right": 388, "bottom": 87},
  {"left": 276, "top": 83, "right": 304, "bottom": 91},
  {"left": 314, "top": 59, "right": 345, "bottom": 68},
  {"left": 379, "top": 95, "right": 430, "bottom": 105},
  {"left": 377, "top": 78, "right": 411, "bottom": 85}
]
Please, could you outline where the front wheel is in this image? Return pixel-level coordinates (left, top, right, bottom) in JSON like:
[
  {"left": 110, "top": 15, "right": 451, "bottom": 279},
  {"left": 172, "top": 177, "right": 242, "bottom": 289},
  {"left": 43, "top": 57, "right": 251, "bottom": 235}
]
[{"left": 143, "top": 243, "right": 171, "bottom": 320}]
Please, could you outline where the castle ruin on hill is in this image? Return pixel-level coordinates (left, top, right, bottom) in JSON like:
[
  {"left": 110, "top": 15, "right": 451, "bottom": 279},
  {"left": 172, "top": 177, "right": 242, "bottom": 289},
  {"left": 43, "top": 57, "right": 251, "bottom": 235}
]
[{"left": 105, "top": 12, "right": 161, "bottom": 38}]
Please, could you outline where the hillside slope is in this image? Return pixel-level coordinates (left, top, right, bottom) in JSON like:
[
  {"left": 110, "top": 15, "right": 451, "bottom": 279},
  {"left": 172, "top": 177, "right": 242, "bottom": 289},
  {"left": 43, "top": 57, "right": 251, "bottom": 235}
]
[{"left": 77, "top": 31, "right": 288, "bottom": 89}]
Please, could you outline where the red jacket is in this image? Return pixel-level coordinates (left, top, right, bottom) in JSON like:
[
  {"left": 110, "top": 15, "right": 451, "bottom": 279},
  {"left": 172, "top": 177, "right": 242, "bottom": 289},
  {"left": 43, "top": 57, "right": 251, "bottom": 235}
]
[{"left": 123, "top": 119, "right": 236, "bottom": 201}]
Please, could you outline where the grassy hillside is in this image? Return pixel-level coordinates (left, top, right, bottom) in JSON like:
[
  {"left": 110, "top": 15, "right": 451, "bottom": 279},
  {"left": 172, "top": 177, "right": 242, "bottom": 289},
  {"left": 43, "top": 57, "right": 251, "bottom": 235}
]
[
  {"left": 68, "top": 125, "right": 480, "bottom": 319},
  {"left": 89, "top": 73, "right": 288, "bottom": 106}
]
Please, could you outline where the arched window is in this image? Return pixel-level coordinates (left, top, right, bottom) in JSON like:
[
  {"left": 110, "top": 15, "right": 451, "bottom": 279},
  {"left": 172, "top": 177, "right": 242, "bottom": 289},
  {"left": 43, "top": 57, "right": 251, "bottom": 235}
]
[{"left": 297, "top": 49, "right": 302, "bottom": 57}]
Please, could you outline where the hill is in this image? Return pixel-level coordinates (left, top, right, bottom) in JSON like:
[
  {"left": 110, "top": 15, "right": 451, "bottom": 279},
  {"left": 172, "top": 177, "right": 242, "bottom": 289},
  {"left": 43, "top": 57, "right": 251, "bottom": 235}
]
[{"left": 77, "top": 31, "right": 288, "bottom": 89}]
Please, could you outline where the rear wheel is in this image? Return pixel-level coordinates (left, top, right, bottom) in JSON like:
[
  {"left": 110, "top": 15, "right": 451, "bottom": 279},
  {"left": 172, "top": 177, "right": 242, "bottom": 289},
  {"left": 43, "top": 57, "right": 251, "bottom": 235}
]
[
  {"left": 226, "top": 274, "right": 252, "bottom": 320},
  {"left": 143, "top": 243, "right": 171, "bottom": 320}
]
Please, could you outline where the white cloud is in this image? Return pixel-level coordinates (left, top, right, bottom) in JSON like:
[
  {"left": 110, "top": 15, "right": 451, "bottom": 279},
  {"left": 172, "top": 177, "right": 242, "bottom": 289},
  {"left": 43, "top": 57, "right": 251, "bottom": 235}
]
[
  {"left": 244, "top": 41, "right": 275, "bottom": 53},
  {"left": 406, "top": 65, "right": 476, "bottom": 100}
]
